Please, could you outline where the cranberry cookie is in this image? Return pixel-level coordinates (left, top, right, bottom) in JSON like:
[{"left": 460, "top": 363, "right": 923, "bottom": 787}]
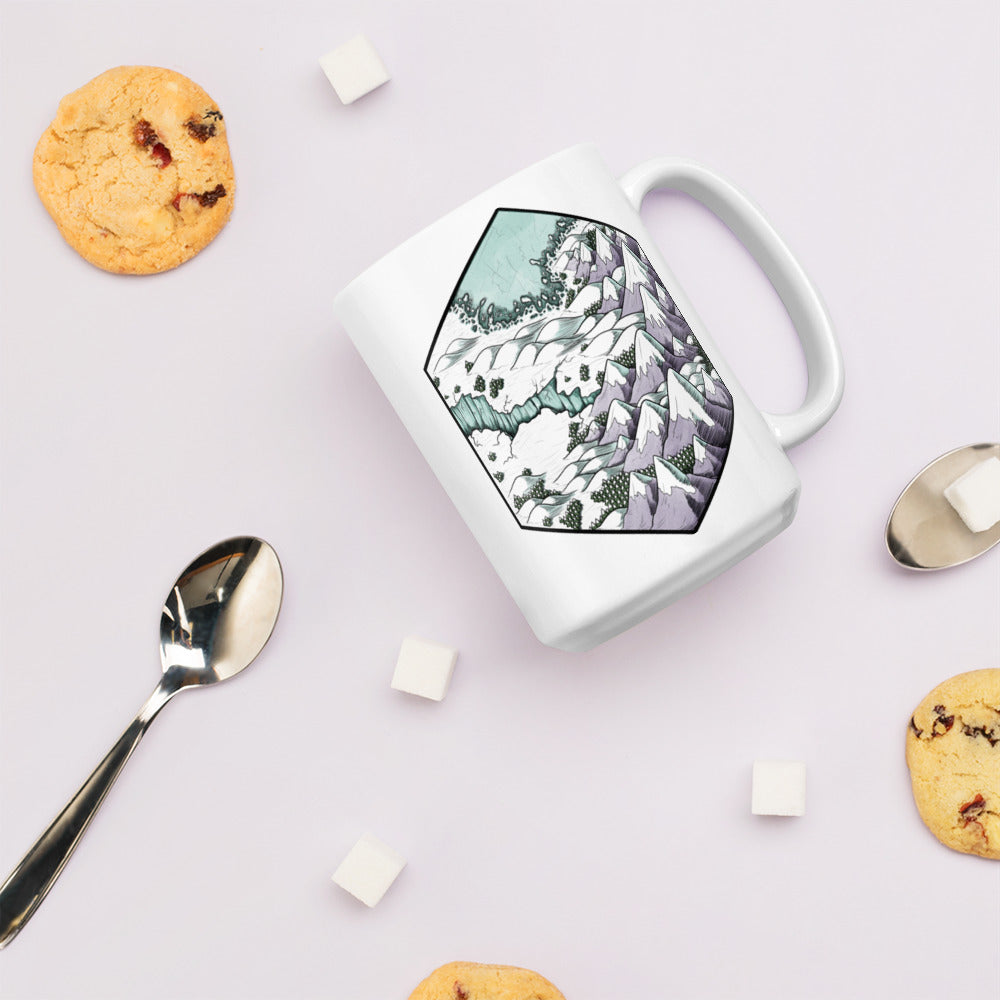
[
  {"left": 906, "top": 668, "right": 1000, "bottom": 859},
  {"left": 408, "top": 962, "right": 566, "bottom": 1000},
  {"left": 33, "top": 66, "right": 234, "bottom": 274}
]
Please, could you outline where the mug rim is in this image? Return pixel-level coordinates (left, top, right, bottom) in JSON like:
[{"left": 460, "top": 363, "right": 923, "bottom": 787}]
[{"left": 333, "top": 142, "right": 599, "bottom": 309}]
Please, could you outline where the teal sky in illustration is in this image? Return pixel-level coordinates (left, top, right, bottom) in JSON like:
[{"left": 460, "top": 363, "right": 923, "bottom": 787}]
[{"left": 455, "top": 211, "right": 559, "bottom": 308}]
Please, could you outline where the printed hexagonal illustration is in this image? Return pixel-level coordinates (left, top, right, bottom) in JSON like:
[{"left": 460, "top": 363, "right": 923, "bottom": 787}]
[{"left": 424, "top": 209, "right": 734, "bottom": 532}]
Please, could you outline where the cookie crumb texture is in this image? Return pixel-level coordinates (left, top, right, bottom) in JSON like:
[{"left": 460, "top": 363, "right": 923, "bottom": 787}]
[
  {"left": 906, "top": 668, "right": 1000, "bottom": 860},
  {"left": 33, "top": 66, "right": 235, "bottom": 274},
  {"left": 408, "top": 962, "right": 566, "bottom": 1000}
]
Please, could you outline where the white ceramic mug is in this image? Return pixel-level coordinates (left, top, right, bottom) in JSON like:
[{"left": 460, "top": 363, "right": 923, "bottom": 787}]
[{"left": 334, "top": 144, "right": 843, "bottom": 651}]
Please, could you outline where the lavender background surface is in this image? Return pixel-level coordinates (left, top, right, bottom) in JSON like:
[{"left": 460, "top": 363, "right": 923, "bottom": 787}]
[{"left": 1, "top": 2, "right": 998, "bottom": 998}]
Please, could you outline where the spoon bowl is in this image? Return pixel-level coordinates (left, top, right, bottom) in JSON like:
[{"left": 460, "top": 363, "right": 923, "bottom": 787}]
[
  {"left": 160, "top": 536, "right": 284, "bottom": 685},
  {"left": 886, "top": 443, "right": 1000, "bottom": 570},
  {"left": 0, "top": 536, "right": 283, "bottom": 948}
]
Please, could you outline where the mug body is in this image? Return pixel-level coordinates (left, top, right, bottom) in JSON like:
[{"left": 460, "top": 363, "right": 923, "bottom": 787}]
[{"left": 335, "top": 144, "right": 800, "bottom": 651}]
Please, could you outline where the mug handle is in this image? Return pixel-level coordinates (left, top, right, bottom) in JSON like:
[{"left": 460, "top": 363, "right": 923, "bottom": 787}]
[{"left": 619, "top": 158, "right": 844, "bottom": 450}]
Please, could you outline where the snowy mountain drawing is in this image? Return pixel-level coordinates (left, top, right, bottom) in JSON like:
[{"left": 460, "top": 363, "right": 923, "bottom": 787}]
[{"left": 424, "top": 209, "right": 734, "bottom": 532}]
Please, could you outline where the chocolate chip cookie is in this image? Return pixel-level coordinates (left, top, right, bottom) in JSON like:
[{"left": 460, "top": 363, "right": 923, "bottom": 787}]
[
  {"left": 408, "top": 962, "right": 566, "bottom": 1000},
  {"left": 33, "top": 66, "right": 234, "bottom": 274},
  {"left": 906, "top": 668, "right": 1000, "bottom": 859}
]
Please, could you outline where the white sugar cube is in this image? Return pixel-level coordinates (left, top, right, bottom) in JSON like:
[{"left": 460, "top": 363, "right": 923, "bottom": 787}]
[
  {"left": 331, "top": 833, "right": 406, "bottom": 907},
  {"left": 751, "top": 760, "right": 806, "bottom": 816},
  {"left": 391, "top": 636, "right": 458, "bottom": 701},
  {"left": 944, "top": 456, "right": 1000, "bottom": 533},
  {"left": 319, "top": 35, "right": 390, "bottom": 105}
]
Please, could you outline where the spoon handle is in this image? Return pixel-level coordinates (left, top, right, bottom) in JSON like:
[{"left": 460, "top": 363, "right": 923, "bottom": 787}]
[{"left": 0, "top": 684, "right": 171, "bottom": 948}]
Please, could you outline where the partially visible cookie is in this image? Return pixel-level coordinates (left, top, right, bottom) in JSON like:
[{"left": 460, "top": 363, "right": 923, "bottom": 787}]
[
  {"left": 906, "top": 668, "right": 1000, "bottom": 860},
  {"left": 408, "top": 962, "right": 566, "bottom": 1000},
  {"left": 33, "top": 66, "right": 234, "bottom": 274}
]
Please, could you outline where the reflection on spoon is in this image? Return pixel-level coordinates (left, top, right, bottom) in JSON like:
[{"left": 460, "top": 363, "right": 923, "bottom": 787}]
[
  {"left": 0, "top": 536, "right": 283, "bottom": 948},
  {"left": 886, "top": 443, "right": 1000, "bottom": 570}
]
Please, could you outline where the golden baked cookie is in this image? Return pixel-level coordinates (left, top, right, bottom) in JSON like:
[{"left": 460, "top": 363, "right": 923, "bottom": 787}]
[
  {"left": 408, "top": 962, "right": 566, "bottom": 1000},
  {"left": 906, "top": 668, "right": 1000, "bottom": 860},
  {"left": 33, "top": 66, "right": 234, "bottom": 274}
]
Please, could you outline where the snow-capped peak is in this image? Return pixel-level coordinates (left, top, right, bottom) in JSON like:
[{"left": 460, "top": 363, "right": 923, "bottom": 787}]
[
  {"left": 607, "top": 398, "right": 635, "bottom": 428},
  {"left": 654, "top": 281, "right": 675, "bottom": 309},
  {"left": 666, "top": 369, "right": 714, "bottom": 427},
  {"left": 693, "top": 436, "right": 707, "bottom": 464},
  {"left": 594, "top": 227, "right": 616, "bottom": 263},
  {"left": 602, "top": 358, "right": 630, "bottom": 387},
  {"left": 610, "top": 326, "right": 637, "bottom": 358},
  {"left": 612, "top": 434, "right": 631, "bottom": 461},
  {"left": 636, "top": 398, "right": 668, "bottom": 447},
  {"left": 654, "top": 457, "right": 696, "bottom": 494},
  {"left": 601, "top": 275, "right": 620, "bottom": 305},
  {"left": 634, "top": 330, "right": 666, "bottom": 374},
  {"left": 629, "top": 471, "right": 654, "bottom": 498},
  {"left": 621, "top": 242, "right": 648, "bottom": 291},
  {"left": 639, "top": 285, "right": 668, "bottom": 328},
  {"left": 553, "top": 250, "right": 575, "bottom": 273}
]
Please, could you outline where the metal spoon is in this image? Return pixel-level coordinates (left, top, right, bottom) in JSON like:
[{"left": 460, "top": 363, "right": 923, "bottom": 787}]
[
  {"left": 886, "top": 443, "right": 1000, "bottom": 569},
  {"left": 0, "top": 536, "right": 283, "bottom": 948}
]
